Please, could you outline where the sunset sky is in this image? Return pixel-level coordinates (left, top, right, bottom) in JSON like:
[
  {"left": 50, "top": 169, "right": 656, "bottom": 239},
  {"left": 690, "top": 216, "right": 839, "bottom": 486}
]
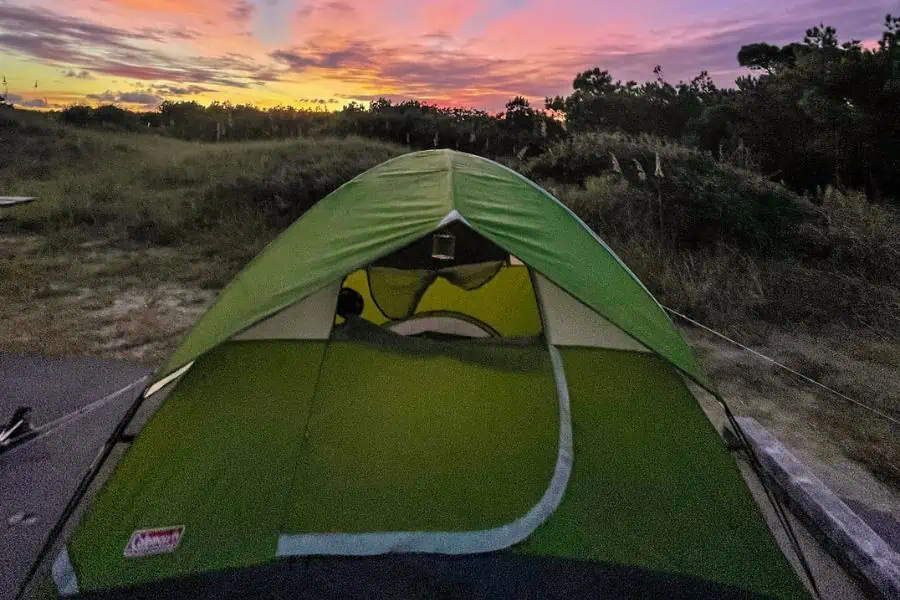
[{"left": 0, "top": 0, "right": 894, "bottom": 111}]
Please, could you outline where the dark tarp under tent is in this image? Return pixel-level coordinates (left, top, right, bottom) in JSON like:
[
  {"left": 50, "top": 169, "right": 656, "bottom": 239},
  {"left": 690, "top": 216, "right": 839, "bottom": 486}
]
[{"left": 41, "top": 150, "right": 810, "bottom": 599}]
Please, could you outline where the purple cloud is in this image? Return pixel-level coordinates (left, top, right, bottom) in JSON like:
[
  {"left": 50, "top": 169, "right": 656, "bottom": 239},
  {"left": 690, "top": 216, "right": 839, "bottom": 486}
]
[
  {"left": 298, "top": 96, "right": 340, "bottom": 104},
  {"left": 0, "top": 5, "right": 278, "bottom": 90},
  {"left": 149, "top": 84, "right": 215, "bottom": 96},
  {"left": 270, "top": 36, "right": 553, "bottom": 103},
  {"left": 62, "top": 69, "right": 94, "bottom": 80},
  {"left": 422, "top": 30, "right": 454, "bottom": 42},
  {"left": 0, "top": 5, "right": 156, "bottom": 48},
  {"left": 297, "top": 1, "right": 355, "bottom": 18},
  {"left": 273, "top": 1, "right": 895, "bottom": 108},
  {"left": 319, "top": 1, "right": 355, "bottom": 13},
  {"left": 229, "top": 0, "right": 255, "bottom": 22},
  {"left": 138, "top": 27, "right": 202, "bottom": 41},
  {"left": 20, "top": 98, "right": 50, "bottom": 108},
  {"left": 271, "top": 40, "right": 376, "bottom": 71},
  {"left": 0, "top": 0, "right": 893, "bottom": 112},
  {"left": 86, "top": 89, "right": 163, "bottom": 108},
  {"left": 3, "top": 93, "right": 51, "bottom": 108},
  {"left": 611, "top": 1, "right": 893, "bottom": 86}
]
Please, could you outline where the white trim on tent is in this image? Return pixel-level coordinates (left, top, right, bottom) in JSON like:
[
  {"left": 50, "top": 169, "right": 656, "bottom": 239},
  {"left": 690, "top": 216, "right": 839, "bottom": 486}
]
[
  {"left": 52, "top": 546, "right": 79, "bottom": 596},
  {"left": 235, "top": 281, "right": 340, "bottom": 341},
  {"left": 144, "top": 362, "right": 194, "bottom": 398},
  {"left": 388, "top": 315, "right": 491, "bottom": 338},
  {"left": 276, "top": 343, "right": 573, "bottom": 557},
  {"left": 438, "top": 209, "right": 461, "bottom": 227},
  {"left": 146, "top": 281, "right": 340, "bottom": 393},
  {"left": 533, "top": 273, "right": 651, "bottom": 353}
]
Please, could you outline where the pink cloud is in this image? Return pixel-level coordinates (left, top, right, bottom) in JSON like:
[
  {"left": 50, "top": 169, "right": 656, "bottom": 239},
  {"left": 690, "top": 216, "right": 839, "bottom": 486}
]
[
  {"left": 418, "top": 0, "right": 483, "bottom": 33},
  {"left": 1, "top": 0, "right": 896, "bottom": 111}
]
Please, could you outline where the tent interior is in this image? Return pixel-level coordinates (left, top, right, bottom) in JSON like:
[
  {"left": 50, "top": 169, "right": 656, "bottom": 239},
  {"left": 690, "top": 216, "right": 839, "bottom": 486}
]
[{"left": 56, "top": 224, "right": 808, "bottom": 599}]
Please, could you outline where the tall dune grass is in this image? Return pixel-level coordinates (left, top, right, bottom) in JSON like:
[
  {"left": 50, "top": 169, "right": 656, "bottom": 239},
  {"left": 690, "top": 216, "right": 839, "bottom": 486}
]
[{"left": 530, "top": 133, "right": 900, "bottom": 339}]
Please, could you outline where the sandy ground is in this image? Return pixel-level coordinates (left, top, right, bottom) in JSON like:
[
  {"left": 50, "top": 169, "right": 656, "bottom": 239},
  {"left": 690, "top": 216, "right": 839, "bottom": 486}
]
[{"left": 0, "top": 234, "right": 219, "bottom": 366}]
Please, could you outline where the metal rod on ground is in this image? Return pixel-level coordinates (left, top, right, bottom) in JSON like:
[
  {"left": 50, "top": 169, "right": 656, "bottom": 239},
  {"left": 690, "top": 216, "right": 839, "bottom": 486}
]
[
  {"left": 15, "top": 376, "right": 151, "bottom": 600},
  {"left": 664, "top": 306, "right": 900, "bottom": 428},
  {"left": 0, "top": 196, "right": 36, "bottom": 207}
]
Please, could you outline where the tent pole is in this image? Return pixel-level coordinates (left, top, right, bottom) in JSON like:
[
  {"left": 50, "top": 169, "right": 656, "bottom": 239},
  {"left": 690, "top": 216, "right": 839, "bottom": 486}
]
[
  {"left": 713, "top": 391, "right": 823, "bottom": 600},
  {"left": 15, "top": 379, "right": 151, "bottom": 600}
]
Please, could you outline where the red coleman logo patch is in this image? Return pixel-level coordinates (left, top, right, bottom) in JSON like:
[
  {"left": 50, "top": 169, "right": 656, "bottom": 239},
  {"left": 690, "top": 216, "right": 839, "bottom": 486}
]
[{"left": 123, "top": 526, "right": 185, "bottom": 558}]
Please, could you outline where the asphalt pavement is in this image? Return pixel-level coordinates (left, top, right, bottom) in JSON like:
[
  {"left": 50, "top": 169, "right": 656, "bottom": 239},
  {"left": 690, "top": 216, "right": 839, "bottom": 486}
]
[{"left": 0, "top": 354, "right": 150, "bottom": 599}]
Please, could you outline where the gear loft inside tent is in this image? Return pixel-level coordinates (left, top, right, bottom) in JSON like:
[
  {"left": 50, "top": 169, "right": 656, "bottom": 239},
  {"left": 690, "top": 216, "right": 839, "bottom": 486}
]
[{"left": 23, "top": 150, "right": 817, "bottom": 599}]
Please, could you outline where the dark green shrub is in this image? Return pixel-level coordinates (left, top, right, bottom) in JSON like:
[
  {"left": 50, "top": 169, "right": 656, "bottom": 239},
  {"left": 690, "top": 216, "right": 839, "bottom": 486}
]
[{"left": 524, "top": 132, "right": 804, "bottom": 254}]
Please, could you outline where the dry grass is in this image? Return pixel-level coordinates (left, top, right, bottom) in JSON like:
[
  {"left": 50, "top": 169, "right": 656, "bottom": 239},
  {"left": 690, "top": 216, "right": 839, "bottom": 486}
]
[
  {"left": 799, "top": 188, "right": 900, "bottom": 283},
  {"left": 549, "top": 167, "right": 900, "bottom": 340},
  {"left": 687, "top": 323, "right": 900, "bottom": 509},
  {"left": 1, "top": 110, "right": 405, "bottom": 247},
  {"left": 0, "top": 113, "right": 406, "bottom": 360}
]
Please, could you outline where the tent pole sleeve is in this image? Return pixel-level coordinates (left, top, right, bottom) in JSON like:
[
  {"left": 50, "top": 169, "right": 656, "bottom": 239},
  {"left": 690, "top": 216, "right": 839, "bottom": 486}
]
[{"left": 15, "top": 379, "right": 151, "bottom": 600}]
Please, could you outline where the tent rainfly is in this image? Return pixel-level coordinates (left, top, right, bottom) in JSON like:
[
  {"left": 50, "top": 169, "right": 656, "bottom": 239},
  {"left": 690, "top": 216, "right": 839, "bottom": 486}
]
[{"left": 44, "top": 150, "right": 811, "bottom": 599}]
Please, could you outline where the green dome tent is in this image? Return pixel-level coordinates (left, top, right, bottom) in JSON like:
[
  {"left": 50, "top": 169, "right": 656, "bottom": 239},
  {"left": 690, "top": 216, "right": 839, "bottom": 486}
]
[{"left": 47, "top": 150, "right": 809, "bottom": 599}]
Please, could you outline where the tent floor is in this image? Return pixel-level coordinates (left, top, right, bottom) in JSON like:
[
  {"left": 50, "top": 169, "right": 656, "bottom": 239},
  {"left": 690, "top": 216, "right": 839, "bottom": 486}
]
[{"left": 69, "top": 553, "right": 775, "bottom": 600}]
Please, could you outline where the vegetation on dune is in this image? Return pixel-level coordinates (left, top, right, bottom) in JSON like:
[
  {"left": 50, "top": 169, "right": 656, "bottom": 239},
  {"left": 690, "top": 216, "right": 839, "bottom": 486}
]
[
  {"left": 50, "top": 95, "right": 562, "bottom": 160},
  {"left": 0, "top": 108, "right": 404, "bottom": 249},
  {"left": 519, "top": 130, "right": 900, "bottom": 483},
  {"left": 549, "top": 16, "right": 900, "bottom": 201},
  {"left": 522, "top": 133, "right": 900, "bottom": 339},
  {"left": 2, "top": 110, "right": 898, "bottom": 485},
  {"left": 523, "top": 133, "right": 805, "bottom": 255},
  {"left": 3, "top": 108, "right": 898, "bottom": 343}
]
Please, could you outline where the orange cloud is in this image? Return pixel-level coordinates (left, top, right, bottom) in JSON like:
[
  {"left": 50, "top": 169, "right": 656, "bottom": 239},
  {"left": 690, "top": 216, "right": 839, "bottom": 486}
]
[{"left": 103, "top": 0, "right": 234, "bottom": 18}]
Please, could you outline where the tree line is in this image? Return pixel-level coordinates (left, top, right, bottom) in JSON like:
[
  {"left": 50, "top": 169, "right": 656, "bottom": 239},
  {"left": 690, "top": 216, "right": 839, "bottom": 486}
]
[
  {"left": 55, "top": 96, "right": 564, "bottom": 160},
  {"left": 45, "top": 13, "right": 900, "bottom": 203}
]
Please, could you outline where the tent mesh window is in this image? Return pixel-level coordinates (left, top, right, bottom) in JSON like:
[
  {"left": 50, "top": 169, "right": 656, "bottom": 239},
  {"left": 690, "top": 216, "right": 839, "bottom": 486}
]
[{"left": 336, "top": 226, "right": 543, "bottom": 340}]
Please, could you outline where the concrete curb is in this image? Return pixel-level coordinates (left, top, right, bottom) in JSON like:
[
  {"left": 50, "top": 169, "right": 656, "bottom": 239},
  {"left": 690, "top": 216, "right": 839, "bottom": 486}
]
[{"left": 736, "top": 417, "right": 900, "bottom": 600}]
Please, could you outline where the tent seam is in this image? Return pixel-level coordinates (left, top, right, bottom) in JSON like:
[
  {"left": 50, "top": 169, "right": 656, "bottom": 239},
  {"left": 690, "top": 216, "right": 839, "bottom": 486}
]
[
  {"left": 446, "top": 150, "right": 456, "bottom": 212},
  {"left": 156, "top": 149, "right": 705, "bottom": 392}
]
